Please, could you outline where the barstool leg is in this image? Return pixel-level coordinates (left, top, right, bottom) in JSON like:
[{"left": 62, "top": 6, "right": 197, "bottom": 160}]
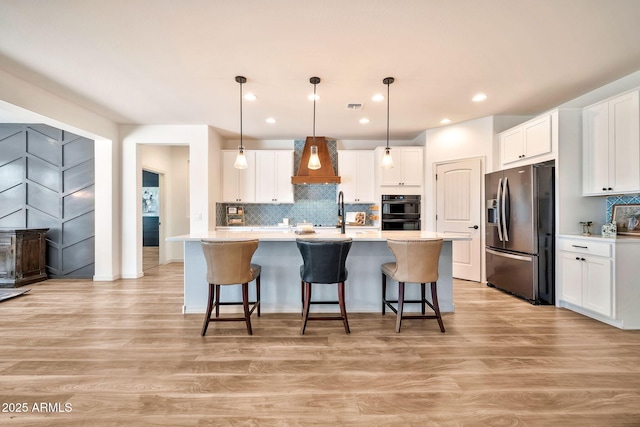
[
  {"left": 300, "top": 280, "right": 305, "bottom": 316},
  {"left": 381, "top": 273, "right": 387, "bottom": 315},
  {"left": 242, "top": 282, "right": 253, "bottom": 335},
  {"left": 215, "top": 284, "right": 221, "bottom": 318},
  {"left": 201, "top": 283, "right": 215, "bottom": 336},
  {"left": 431, "top": 281, "right": 445, "bottom": 333},
  {"left": 421, "top": 283, "right": 426, "bottom": 315},
  {"left": 396, "top": 282, "right": 405, "bottom": 333},
  {"left": 338, "top": 281, "right": 350, "bottom": 334},
  {"left": 300, "top": 282, "right": 312, "bottom": 335},
  {"left": 256, "top": 275, "right": 261, "bottom": 317}
]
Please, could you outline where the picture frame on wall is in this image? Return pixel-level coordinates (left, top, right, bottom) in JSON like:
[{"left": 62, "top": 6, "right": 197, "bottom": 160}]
[{"left": 611, "top": 204, "right": 640, "bottom": 236}]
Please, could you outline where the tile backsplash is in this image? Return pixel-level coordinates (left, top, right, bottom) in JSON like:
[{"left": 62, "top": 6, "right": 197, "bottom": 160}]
[
  {"left": 606, "top": 194, "right": 640, "bottom": 222},
  {"left": 217, "top": 185, "right": 373, "bottom": 226}
]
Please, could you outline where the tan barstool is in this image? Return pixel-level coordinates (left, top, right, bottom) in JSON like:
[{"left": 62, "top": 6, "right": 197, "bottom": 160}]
[
  {"left": 381, "top": 239, "right": 445, "bottom": 333},
  {"left": 200, "top": 239, "right": 261, "bottom": 336}
]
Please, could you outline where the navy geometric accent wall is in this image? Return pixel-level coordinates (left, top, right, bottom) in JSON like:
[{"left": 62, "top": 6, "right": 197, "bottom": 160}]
[{"left": 0, "top": 124, "right": 95, "bottom": 278}]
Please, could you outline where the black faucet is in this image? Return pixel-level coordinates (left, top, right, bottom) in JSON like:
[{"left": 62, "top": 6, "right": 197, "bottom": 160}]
[{"left": 338, "top": 191, "right": 345, "bottom": 234}]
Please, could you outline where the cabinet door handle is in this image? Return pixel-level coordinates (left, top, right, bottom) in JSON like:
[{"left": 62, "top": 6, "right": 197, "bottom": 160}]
[
  {"left": 581, "top": 258, "right": 586, "bottom": 261},
  {"left": 571, "top": 245, "right": 588, "bottom": 249},
  {"left": 575, "top": 256, "right": 580, "bottom": 260}
]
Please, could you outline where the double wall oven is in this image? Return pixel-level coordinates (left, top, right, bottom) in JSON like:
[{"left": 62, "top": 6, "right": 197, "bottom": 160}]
[{"left": 381, "top": 195, "right": 421, "bottom": 230}]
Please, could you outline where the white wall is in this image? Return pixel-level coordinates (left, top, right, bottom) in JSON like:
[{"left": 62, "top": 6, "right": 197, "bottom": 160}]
[
  {"left": 422, "top": 116, "right": 495, "bottom": 231},
  {"left": 0, "top": 69, "right": 121, "bottom": 281},
  {"left": 120, "top": 125, "right": 219, "bottom": 278}
]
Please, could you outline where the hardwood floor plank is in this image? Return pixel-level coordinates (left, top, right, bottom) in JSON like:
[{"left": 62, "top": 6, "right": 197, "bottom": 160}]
[{"left": 1, "top": 262, "right": 639, "bottom": 425}]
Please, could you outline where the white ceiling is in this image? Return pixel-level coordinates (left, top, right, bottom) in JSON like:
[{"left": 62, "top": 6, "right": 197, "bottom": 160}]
[{"left": 1, "top": 0, "right": 640, "bottom": 140}]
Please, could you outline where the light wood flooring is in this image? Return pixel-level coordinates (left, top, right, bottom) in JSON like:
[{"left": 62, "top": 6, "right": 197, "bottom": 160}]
[{"left": 1, "top": 262, "right": 640, "bottom": 426}]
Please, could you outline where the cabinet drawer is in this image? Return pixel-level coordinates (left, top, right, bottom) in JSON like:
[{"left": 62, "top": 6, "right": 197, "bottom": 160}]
[{"left": 559, "top": 239, "right": 611, "bottom": 257}]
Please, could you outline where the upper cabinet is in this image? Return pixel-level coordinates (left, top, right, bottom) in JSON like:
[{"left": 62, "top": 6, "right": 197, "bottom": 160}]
[
  {"left": 255, "top": 150, "right": 294, "bottom": 203},
  {"left": 583, "top": 90, "right": 640, "bottom": 196},
  {"left": 376, "top": 146, "right": 423, "bottom": 187},
  {"left": 500, "top": 114, "right": 552, "bottom": 167},
  {"left": 338, "top": 150, "right": 375, "bottom": 203},
  {"left": 221, "top": 150, "right": 256, "bottom": 203}
]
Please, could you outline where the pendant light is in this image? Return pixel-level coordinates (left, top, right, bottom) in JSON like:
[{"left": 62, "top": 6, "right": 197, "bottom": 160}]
[
  {"left": 381, "top": 77, "right": 395, "bottom": 169},
  {"left": 234, "top": 75, "right": 248, "bottom": 169},
  {"left": 307, "top": 77, "right": 322, "bottom": 170}
]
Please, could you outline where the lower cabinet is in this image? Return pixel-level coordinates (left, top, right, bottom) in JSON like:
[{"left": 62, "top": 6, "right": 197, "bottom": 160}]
[{"left": 558, "top": 235, "right": 640, "bottom": 329}]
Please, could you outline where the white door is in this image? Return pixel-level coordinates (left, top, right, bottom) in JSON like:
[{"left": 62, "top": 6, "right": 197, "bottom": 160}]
[{"left": 435, "top": 158, "right": 482, "bottom": 282}]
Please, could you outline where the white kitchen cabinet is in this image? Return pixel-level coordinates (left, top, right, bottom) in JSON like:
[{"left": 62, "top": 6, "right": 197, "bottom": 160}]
[
  {"left": 583, "top": 90, "right": 640, "bottom": 196},
  {"left": 558, "top": 235, "right": 640, "bottom": 329},
  {"left": 221, "top": 150, "right": 256, "bottom": 203},
  {"left": 500, "top": 114, "right": 552, "bottom": 166},
  {"left": 559, "top": 237, "right": 613, "bottom": 317},
  {"left": 255, "top": 150, "right": 294, "bottom": 203},
  {"left": 377, "top": 146, "right": 423, "bottom": 187},
  {"left": 337, "top": 150, "right": 375, "bottom": 203}
]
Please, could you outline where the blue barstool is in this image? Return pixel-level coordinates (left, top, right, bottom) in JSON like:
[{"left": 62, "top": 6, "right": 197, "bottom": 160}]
[{"left": 296, "top": 238, "right": 352, "bottom": 335}]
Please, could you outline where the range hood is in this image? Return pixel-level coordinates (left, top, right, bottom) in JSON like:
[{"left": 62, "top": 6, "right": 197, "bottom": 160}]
[{"left": 291, "top": 136, "right": 341, "bottom": 184}]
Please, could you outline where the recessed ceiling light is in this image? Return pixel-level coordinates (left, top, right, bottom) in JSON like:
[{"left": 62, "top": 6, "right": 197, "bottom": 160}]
[
  {"left": 359, "top": 118, "right": 370, "bottom": 124},
  {"left": 372, "top": 94, "right": 384, "bottom": 102},
  {"left": 308, "top": 94, "right": 320, "bottom": 101},
  {"left": 266, "top": 117, "right": 276, "bottom": 124},
  {"left": 472, "top": 93, "right": 487, "bottom": 102},
  {"left": 440, "top": 118, "right": 452, "bottom": 124},
  {"left": 244, "top": 93, "right": 257, "bottom": 101}
]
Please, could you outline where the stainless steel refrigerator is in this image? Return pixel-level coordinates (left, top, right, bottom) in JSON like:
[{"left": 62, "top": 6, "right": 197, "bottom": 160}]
[{"left": 485, "top": 160, "right": 555, "bottom": 304}]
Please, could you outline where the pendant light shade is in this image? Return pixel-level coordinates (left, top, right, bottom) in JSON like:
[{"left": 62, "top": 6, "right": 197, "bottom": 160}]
[
  {"left": 308, "top": 77, "right": 321, "bottom": 170},
  {"left": 381, "top": 77, "right": 395, "bottom": 170},
  {"left": 234, "top": 75, "right": 248, "bottom": 170}
]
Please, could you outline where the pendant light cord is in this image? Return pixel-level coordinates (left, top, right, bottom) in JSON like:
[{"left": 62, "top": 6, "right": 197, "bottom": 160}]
[
  {"left": 383, "top": 77, "right": 394, "bottom": 151},
  {"left": 239, "top": 79, "right": 243, "bottom": 150},
  {"left": 313, "top": 81, "right": 317, "bottom": 143},
  {"left": 386, "top": 80, "right": 390, "bottom": 149}
]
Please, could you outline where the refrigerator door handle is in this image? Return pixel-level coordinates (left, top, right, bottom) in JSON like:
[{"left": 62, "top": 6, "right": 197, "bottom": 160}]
[
  {"left": 496, "top": 178, "right": 503, "bottom": 241},
  {"left": 486, "top": 248, "right": 532, "bottom": 262},
  {"left": 501, "top": 176, "right": 509, "bottom": 242}
]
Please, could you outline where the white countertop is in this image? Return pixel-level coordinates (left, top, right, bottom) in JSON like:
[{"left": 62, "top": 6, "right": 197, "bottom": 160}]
[
  {"left": 167, "top": 229, "right": 471, "bottom": 242},
  {"left": 559, "top": 233, "right": 640, "bottom": 244}
]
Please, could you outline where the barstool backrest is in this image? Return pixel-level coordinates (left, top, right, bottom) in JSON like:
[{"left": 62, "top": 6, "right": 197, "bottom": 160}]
[
  {"left": 386, "top": 239, "right": 443, "bottom": 283},
  {"left": 296, "top": 239, "right": 352, "bottom": 284},
  {"left": 201, "top": 240, "right": 259, "bottom": 285}
]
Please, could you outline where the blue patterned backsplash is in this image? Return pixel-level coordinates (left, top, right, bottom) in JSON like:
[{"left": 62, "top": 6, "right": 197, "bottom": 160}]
[
  {"left": 217, "top": 139, "right": 375, "bottom": 227},
  {"left": 217, "top": 185, "right": 373, "bottom": 226},
  {"left": 606, "top": 194, "right": 640, "bottom": 222}
]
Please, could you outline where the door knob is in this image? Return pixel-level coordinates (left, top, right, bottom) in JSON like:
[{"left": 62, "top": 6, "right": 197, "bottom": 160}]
[{"left": 468, "top": 225, "right": 479, "bottom": 229}]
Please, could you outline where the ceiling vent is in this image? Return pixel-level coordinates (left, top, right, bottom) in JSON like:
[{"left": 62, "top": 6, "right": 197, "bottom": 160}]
[{"left": 345, "top": 103, "right": 363, "bottom": 110}]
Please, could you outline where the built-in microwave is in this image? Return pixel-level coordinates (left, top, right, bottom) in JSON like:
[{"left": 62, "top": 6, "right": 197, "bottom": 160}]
[{"left": 381, "top": 195, "right": 421, "bottom": 230}]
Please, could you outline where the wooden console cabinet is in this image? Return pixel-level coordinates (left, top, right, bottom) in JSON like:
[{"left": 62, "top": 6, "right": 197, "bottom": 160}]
[{"left": 0, "top": 228, "right": 49, "bottom": 288}]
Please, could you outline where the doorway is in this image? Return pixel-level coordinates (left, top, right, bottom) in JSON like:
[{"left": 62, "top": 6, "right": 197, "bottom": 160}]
[
  {"left": 142, "top": 169, "right": 160, "bottom": 271},
  {"left": 435, "top": 158, "right": 483, "bottom": 282}
]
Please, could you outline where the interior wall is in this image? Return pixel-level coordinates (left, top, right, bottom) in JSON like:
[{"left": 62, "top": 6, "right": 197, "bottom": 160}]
[
  {"left": 120, "top": 125, "right": 216, "bottom": 278},
  {"left": 0, "top": 69, "right": 120, "bottom": 281},
  {"left": 422, "top": 116, "right": 495, "bottom": 232}
]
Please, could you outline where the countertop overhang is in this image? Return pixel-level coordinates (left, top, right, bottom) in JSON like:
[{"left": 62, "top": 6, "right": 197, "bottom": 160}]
[{"left": 167, "top": 230, "right": 471, "bottom": 242}]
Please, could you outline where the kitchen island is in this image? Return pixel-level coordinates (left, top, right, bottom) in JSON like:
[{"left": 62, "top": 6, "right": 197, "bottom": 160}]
[{"left": 167, "top": 230, "right": 470, "bottom": 314}]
